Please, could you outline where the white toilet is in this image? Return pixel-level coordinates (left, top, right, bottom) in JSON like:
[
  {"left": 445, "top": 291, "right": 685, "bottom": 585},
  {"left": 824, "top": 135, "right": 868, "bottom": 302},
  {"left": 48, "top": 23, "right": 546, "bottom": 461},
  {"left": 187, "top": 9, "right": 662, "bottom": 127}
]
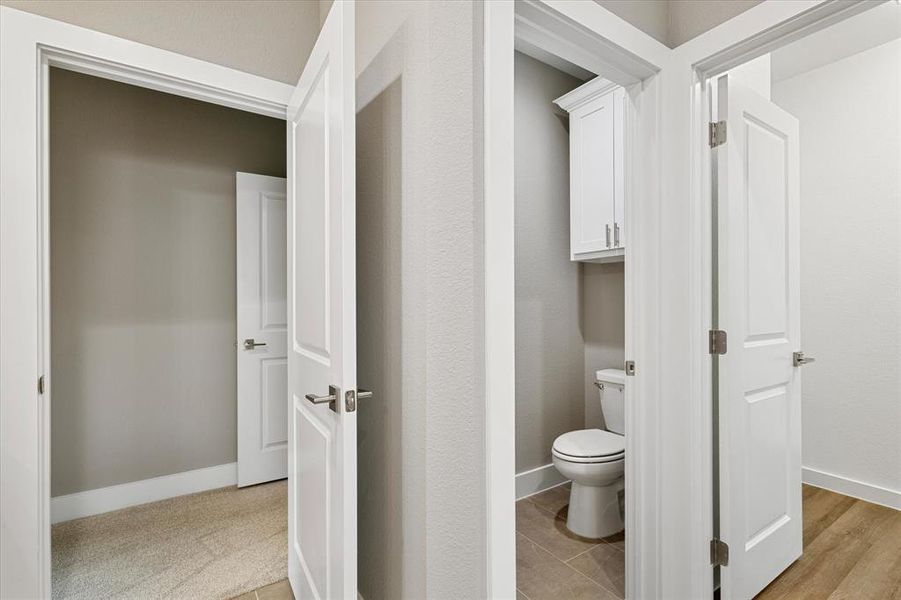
[{"left": 552, "top": 368, "right": 625, "bottom": 539}]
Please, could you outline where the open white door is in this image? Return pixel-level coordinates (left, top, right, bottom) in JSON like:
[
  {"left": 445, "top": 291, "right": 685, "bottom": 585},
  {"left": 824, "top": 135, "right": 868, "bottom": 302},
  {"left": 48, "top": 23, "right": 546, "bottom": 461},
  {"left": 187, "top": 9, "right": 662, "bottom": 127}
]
[
  {"left": 237, "top": 172, "right": 288, "bottom": 487},
  {"left": 715, "top": 75, "right": 802, "bottom": 599},
  {"left": 286, "top": 1, "right": 357, "bottom": 599}
]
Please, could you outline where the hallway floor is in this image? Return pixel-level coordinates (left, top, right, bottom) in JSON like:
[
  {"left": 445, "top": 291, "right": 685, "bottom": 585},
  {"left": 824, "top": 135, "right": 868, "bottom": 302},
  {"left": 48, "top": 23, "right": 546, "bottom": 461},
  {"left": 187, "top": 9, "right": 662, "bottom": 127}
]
[
  {"left": 756, "top": 484, "right": 901, "bottom": 599},
  {"left": 52, "top": 480, "right": 287, "bottom": 600},
  {"left": 515, "top": 483, "right": 624, "bottom": 600}
]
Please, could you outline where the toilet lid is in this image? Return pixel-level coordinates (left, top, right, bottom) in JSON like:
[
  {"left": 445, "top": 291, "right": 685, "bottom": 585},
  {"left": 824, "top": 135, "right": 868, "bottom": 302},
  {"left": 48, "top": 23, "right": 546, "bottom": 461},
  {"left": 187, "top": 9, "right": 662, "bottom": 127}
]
[{"left": 553, "top": 429, "right": 624, "bottom": 459}]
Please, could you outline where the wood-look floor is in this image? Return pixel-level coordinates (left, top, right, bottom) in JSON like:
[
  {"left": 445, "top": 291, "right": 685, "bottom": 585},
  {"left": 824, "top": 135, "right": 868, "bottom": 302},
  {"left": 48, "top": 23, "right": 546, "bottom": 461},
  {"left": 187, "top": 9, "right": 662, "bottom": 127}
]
[
  {"left": 756, "top": 484, "right": 901, "bottom": 599},
  {"left": 239, "top": 485, "right": 899, "bottom": 600}
]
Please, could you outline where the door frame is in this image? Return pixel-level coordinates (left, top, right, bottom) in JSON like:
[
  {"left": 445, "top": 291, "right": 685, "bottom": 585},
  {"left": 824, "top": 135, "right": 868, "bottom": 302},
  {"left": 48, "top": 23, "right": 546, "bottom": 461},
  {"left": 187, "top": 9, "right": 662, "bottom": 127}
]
[
  {"left": 482, "top": 1, "right": 670, "bottom": 597},
  {"left": 0, "top": 7, "right": 293, "bottom": 597},
  {"left": 673, "top": 0, "right": 881, "bottom": 597}
]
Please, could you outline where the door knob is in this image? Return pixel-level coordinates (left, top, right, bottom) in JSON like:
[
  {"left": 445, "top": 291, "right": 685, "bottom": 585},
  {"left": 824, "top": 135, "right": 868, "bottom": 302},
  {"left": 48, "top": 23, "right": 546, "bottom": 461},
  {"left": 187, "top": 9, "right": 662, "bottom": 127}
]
[
  {"left": 243, "top": 338, "right": 267, "bottom": 350},
  {"left": 305, "top": 385, "right": 339, "bottom": 412},
  {"left": 793, "top": 351, "right": 815, "bottom": 367},
  {"left": 357, "top": 389, "right": 373, "bottom": 399}
]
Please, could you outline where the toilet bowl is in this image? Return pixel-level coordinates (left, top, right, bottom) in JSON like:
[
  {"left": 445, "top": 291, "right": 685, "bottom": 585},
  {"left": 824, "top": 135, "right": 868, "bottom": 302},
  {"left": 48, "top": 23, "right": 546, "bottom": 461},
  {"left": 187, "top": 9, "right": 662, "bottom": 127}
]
[
  {"left": 552, "top": 428, "right": 624, "bottom": 538},
  {"left": 552, "top": 368, "right": 626, "bottom": 539}
]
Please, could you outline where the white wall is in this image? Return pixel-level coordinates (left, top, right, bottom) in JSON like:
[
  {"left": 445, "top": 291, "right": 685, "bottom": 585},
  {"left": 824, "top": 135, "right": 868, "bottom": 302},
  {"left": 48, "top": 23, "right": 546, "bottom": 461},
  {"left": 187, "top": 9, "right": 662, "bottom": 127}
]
[
  {"left": 49, "top": 69, "right": 286, "bottom": 496},
  {"left": 0, "top": 0, "right": 320, "bottom": 83},
  {"left": 514, "top": 52, "right": 585, "bottom": 473},
  {"left": 772, "top": 39, "right": 901, "bottom": 501}
]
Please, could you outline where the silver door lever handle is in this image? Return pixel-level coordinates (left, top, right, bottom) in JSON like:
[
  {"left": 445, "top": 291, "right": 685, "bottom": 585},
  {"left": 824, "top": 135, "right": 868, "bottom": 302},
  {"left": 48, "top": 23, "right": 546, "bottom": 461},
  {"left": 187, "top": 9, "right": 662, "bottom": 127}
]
[
  {"left": 243, "top": 338, "right": 267, "bottom": 350},
  {"left": 305, "top": 385, "right": 338, "bottom": 406},
  {"left": 357, "top": 389, "right": 373, "bottom": 399}
]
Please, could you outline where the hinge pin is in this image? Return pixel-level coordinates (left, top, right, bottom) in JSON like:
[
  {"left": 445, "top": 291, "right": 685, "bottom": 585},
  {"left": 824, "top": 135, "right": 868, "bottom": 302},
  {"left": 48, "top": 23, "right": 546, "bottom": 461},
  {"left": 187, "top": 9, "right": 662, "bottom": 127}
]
[
  {"left": 710, "top": 538, "right": 729, "bottom": 566},
  {"left": 709, "top": 121, "right": 727, "bottom": 147},
  {"left": 709, "top": 329, "right": 728, "bottom": 355}
]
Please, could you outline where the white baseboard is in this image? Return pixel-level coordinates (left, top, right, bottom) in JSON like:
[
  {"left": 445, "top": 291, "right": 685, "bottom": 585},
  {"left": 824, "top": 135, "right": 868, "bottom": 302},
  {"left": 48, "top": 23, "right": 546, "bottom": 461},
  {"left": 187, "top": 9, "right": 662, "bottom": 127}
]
[
  {"left": 516, "top": 463, "right": 568, "bottom": 500},
  {"left": 51, "top": 462, "right": 238, "bottom": 524},
  {"left": 802, "top": 466, "right": 901, "bottom": 510}
]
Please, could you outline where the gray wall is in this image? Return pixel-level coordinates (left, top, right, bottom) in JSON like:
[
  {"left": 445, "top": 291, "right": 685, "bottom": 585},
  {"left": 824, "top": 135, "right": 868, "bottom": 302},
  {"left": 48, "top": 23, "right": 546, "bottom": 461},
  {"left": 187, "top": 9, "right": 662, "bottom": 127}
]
[
  {"left": 582, "top": 262, "right": 626, "bottom": 429},
  {"left": 514, "top": 52, "right": 585, "bottom": 473},
  {"left": 513, "top": 52, "right": 626, "bottom": 471},
  {"left": 0, "top": 0, "right": 320, "bottom": 83},
  {"left": 595, "top": 0, "right": 764, "bottom": 47},
  {"left": 356, "top": 77, "right": 404, "bottom": 600},
  {"left": 50, "top": 68, "right": 285, "bottom": 496}
]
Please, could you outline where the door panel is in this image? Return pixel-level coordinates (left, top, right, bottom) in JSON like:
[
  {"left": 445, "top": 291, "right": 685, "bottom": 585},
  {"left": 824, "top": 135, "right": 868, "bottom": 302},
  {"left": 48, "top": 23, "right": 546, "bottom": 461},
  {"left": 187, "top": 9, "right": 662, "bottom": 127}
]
[
  {"left": 716, "top": 75, "right": 801, "bottom": 600},
  {"left": 287, "top": 1, "right": 357, "bottom": 599},
  {"left": 237, "top": 172, "right": 288, "bottom": 488},
  {"left": 571, "top": 92, "right": 616, "bottom": 256}
]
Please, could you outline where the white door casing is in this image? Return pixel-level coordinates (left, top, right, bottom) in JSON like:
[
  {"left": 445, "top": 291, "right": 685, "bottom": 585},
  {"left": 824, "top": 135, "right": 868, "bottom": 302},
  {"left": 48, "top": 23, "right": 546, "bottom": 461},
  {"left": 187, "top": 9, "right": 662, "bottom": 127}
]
[
  {"left": 237, "top": 173, "right": 288, "bottom": 487},
  {"left": 286, "top": 1, "right": 357, "bottom": 599},
  {"left": 716, "top": 75, "right": 802, "bottom": 599}
]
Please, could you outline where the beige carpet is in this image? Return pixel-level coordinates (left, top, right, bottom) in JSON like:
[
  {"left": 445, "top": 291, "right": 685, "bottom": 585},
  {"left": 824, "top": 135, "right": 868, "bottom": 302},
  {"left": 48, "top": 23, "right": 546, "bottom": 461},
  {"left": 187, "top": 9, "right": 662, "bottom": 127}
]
[{"left": 52, "top": 480, "right": 287, "bottom": 600}]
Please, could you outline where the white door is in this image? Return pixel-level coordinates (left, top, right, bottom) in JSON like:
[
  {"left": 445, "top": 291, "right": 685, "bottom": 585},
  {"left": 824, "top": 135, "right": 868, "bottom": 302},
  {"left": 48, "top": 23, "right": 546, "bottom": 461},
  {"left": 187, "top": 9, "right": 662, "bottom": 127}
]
[
  {"left": 715, "top": 75, "right": 802, "bottom": 599},
  {"left": 286, "top": 1, "right": 357, "bottom": 599},
  {"left": 236, "top": 172, "right": 288, "bottom": 487}
]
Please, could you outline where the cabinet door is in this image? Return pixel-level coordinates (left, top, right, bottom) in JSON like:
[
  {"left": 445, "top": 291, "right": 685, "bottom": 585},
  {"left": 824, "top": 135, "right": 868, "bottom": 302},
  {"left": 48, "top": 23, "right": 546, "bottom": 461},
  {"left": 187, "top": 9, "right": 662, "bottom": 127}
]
[
  {"left": 613, "top": 88, "right": 625, "bottom": 248},
  {"left": 570, "top": 92, "right": 616, "bottom": 259}
]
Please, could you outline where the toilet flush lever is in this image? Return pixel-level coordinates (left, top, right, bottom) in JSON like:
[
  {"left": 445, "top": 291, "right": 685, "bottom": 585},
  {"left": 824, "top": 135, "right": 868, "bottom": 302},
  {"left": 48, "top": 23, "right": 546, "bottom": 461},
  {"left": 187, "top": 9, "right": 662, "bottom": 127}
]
[
  {"left": 593, "top": 381, "right": 605, "bottom": 390},
  {"left": 793, "top": 351, "right": 815, "bottom": 367}
]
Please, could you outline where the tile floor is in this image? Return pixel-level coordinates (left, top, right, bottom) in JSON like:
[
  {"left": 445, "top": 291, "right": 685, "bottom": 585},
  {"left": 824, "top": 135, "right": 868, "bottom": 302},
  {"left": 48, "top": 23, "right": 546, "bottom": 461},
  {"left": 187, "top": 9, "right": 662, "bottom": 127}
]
[
  {"left": 516, "top": 483, "right": 625, "bottom": 600},
  {"left": 234, "top": 578, "right": 293, "bottom": 600}
]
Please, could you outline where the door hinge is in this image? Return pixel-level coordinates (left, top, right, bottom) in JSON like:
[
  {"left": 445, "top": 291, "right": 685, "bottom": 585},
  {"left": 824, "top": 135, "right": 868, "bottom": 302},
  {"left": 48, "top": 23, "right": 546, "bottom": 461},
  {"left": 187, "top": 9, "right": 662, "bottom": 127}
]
[
  {"left": 709, "top": 121, "right": 727, "bottom": 147},
  {"left": 709, "top": 329, "right": 728, "bottom": 355},
  {"left": 624, "top": 360, "right": 636, "bottom": 376},
  {"left": 710, "top": 538, "right": 729, "bottom": 567},
  {"left": 38, "top": 375, "right": 45, "bottom": 395}
]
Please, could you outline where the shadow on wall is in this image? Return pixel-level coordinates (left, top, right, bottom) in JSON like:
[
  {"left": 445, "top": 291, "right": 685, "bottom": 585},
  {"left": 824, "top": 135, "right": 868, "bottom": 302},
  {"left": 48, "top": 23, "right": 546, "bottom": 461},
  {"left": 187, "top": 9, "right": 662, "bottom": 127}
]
[{"left": 356, "top": 72, "right": 403, "bottom": 600}]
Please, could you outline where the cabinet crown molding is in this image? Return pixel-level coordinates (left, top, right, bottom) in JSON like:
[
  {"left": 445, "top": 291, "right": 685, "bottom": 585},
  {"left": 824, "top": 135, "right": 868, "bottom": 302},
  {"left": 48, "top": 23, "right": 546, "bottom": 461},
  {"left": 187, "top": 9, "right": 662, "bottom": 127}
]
[{"left": 554, "top": 77, "right": 620, "bottom": 113}]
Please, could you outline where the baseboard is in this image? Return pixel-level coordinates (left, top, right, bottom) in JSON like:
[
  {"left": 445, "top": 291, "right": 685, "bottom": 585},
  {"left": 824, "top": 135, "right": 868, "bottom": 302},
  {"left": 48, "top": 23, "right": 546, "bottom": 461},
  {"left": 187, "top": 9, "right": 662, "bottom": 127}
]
[
  {"left": 516, "top": 463, "right": 568, "bottom": 500},
  {"left": 802, "top": 466, "right": 901, "bottom": 510},
  {"left": 51, "top": 462, "right": 238, "bottom": 524}
]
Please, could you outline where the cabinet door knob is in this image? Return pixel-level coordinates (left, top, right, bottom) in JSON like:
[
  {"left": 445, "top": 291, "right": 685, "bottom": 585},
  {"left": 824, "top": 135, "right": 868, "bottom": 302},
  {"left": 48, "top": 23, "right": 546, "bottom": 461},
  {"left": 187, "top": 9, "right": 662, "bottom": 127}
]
[
  {"left": 614, "top": 223, "right": 621, "bottom": 247},
  {"left": 606, "top": 224, "right": 612, "bottom": 248}
]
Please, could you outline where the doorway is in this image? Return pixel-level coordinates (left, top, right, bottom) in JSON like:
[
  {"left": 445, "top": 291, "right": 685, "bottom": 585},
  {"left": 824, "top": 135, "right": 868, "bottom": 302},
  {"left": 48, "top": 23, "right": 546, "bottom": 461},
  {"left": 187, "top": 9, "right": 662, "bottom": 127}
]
[
  {"left": 484, "top": 1, "right": 668, "bottom": 597},
  {"left": 47, "top": 67, "right": 289, "bottom": 599},
  {"left": 709, "top": 2, "right": 901, "bottom": 597}
]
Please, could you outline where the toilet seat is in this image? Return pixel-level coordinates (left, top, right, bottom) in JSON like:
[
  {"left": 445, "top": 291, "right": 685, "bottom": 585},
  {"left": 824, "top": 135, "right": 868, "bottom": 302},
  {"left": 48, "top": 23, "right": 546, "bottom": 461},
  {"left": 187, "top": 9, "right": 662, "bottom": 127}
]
[{"left": 552, "top": 429, "right": 624, "bottom": 464}]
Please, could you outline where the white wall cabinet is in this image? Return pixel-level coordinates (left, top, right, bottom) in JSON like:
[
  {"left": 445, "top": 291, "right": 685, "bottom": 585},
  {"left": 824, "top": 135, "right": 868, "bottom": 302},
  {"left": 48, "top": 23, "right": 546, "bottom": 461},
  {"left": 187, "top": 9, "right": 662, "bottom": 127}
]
[{"left": 555, "top": 79, "right": 625, "bottom": 263}]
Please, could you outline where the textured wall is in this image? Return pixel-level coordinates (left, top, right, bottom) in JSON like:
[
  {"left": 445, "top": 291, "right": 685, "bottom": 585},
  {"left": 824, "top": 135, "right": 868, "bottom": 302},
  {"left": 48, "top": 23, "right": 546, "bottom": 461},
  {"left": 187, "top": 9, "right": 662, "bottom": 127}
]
[
  {"left": 594, "top": 0, "right": 764, "bottom": 48},
  {"left": 667, "top": 0, "right": 764, "bottom": 47},
  {"left": 0, "top": 0, "right": 319, "bottom": 83},
  {"left": 355, "top": 1, "right": 485, "bottom": 597},
  {"left": 595, "top": 0, "right": 669, "bottom": 46},
  {"left": 514, "top": 52, "right": 586, "bottom": 473},
  {"left": 772, "top": 40, "right": 901, "bottom": 495},
  {"left": 356, "top": 77, "right": 404, "bottom": 600},
  {"left": 582, "top": 263, "right": 626, "bottom": 430},
  {"left": 50, "top": 68, "right": 285, "bottom": 496}
]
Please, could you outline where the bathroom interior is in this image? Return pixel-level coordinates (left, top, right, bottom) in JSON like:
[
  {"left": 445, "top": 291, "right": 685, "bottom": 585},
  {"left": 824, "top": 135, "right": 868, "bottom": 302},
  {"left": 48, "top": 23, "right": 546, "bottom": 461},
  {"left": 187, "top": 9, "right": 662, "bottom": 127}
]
[{"left": 513, "top": 41, "right": 628, "bottom": 599}]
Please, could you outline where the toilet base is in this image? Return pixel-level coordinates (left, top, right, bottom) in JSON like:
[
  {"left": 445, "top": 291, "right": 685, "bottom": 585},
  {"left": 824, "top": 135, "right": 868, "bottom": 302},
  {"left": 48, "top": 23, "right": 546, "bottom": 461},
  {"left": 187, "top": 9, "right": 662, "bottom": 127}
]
[{"left": 566, "top": 477, "right": 624, "bottom": 539}]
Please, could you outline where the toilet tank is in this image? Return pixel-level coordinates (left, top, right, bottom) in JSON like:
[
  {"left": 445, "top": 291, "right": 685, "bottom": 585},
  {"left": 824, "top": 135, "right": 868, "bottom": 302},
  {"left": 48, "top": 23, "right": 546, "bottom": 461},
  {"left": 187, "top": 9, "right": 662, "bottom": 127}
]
[{"left": 596, "top": 368, "right": 626, "bottom": 435}]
